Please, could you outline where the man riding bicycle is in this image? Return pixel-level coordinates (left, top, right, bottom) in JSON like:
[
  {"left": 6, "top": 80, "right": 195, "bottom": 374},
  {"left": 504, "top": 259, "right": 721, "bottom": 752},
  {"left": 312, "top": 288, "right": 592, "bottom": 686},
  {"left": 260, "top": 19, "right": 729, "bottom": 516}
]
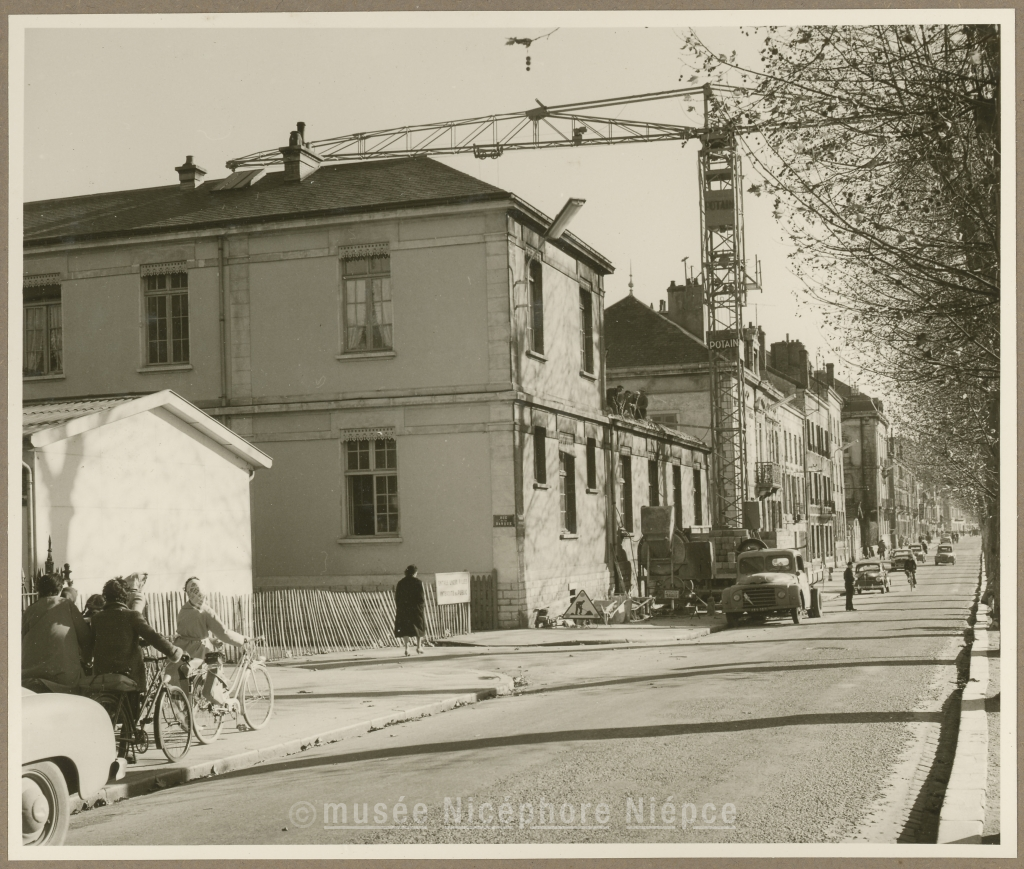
[
  {"left": 169, "top": 576, "right": 250, "bottom": 706},
  {"left": 905, "top": 558, "right": 917, "bottom": 589}
]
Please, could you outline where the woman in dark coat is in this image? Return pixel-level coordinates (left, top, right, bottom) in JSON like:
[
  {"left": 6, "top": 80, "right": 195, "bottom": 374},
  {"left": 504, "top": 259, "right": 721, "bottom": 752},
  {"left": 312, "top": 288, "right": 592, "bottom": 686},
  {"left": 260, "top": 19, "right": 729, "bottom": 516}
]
[{"left": 394, "top": 565, "right": 426, "bottom": 656}]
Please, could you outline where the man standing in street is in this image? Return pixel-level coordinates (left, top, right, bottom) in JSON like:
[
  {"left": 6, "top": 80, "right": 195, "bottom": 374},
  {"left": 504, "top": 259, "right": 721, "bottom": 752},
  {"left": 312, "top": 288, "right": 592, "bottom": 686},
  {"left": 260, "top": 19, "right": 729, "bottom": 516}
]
[{"left": 843, "top": 560, "right": 857, "bottom": 612}]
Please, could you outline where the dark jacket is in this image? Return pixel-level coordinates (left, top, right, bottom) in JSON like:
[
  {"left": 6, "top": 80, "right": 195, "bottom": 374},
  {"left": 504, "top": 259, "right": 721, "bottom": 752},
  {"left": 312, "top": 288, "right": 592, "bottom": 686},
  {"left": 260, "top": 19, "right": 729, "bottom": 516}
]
[
  {"left": 22, "top": 596, "right": 94, "bottom": 688},
  {"left": 91, "top": 602, "right": 180, "bottom": 691},
  {"left": 843, "top": 566, "right": 855, "bottom": 590},
  {"left": 394, "top": 575, "right": 426, "bottom": 637}
]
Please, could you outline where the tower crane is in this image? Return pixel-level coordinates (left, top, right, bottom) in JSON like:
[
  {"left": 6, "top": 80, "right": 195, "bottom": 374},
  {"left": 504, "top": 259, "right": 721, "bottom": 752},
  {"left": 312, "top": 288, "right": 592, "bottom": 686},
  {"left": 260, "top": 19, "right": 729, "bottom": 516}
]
[{"left": 228, "top": 86, "right": 761, "bottom": 530}]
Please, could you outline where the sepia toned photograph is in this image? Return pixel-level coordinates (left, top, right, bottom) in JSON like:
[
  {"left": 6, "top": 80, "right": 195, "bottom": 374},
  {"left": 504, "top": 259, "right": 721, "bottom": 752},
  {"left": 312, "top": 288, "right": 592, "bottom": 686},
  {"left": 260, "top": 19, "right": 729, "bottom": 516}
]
[{"left": 11, "top": 10, "right": 1013, "bottom": 859}]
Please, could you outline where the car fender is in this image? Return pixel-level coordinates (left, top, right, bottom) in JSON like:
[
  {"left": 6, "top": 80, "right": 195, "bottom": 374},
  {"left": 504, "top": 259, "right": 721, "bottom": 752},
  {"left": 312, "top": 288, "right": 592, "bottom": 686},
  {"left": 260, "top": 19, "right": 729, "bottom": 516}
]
[{"left": 22, "top": 691, "right": 116, "bottom": 801}]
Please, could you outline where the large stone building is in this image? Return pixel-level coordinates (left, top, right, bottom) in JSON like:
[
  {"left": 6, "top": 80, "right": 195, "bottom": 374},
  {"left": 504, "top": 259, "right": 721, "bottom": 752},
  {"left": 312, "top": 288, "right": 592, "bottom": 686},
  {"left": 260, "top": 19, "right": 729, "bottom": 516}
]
[{"left": 22, "top": 127, "right": 708, "bottom": 627}]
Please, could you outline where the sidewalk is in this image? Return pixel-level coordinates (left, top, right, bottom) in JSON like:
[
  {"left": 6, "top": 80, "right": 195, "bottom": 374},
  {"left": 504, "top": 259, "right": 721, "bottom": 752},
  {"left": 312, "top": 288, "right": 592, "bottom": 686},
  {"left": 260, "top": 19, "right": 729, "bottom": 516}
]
[
  {"left": 77, "top": 655, "right": 512, "bottom": 810},
  {"left": 936, "top": 601, "right": 1000, "bottom": 844}
]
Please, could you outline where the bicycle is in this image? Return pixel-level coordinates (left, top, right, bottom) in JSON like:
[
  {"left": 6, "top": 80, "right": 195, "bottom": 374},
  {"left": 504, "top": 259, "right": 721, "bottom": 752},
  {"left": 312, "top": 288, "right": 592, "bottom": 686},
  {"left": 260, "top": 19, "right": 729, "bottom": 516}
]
[
  {"left": 905, "top": 569, "right": 917, "bottom": 591},
  {"left": 188, "top": 638, "right": 274, "bottom": 744},
  {"left": 89, "top": 655, "right": 193, "bottom": 764}
]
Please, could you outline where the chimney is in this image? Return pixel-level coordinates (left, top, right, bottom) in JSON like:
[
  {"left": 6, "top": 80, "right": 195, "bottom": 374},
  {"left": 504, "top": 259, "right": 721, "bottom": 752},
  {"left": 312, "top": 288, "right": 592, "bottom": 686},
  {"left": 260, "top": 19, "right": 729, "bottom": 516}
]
[
  {"left": 769, "top": 338, "right": 808, "bottom": 388},
  {"left": 279, "top": 121, "right": 322, "bottom": 182},
  {"left": 175, "top": 155, "right": 207, "bottom": 190},
  {"left": 757, "top": 327, "right": 766, "bottom": 377},
  {"left": 665, "top": 279, "right": 705, "bottom": 340},
  {"left": 826, "top": 362, "right": 835, "bottom": 387},
  {"left": 658, "top": 299, "right": 666, "bottom": 312}
]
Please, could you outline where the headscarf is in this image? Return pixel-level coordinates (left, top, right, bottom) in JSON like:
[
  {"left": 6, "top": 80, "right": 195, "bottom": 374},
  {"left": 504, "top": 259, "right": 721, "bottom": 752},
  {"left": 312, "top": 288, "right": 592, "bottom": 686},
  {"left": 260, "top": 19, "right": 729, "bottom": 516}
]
[{"left": 185, "top": 576, "right": 205, "bottom": 608}]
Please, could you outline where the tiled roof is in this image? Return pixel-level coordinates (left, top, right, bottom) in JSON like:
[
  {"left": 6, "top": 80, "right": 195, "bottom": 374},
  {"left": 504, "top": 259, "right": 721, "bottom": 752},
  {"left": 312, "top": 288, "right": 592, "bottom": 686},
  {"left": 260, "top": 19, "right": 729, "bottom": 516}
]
[
  {"left": 605, "top": 294, "right": 709, "bottom": 369},
  {"left": 24, "top": 157, "right": 509, "bottom": 245},
  {"left": 23, "top": 395, "right": 139, "bottom": 437}
]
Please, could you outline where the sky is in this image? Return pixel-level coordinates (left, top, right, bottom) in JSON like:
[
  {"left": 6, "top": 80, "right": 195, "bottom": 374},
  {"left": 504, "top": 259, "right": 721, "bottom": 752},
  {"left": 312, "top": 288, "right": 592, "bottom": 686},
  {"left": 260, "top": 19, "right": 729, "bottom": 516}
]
[{"left": 19, "top": 18, "right": 849, "bottom": 379}]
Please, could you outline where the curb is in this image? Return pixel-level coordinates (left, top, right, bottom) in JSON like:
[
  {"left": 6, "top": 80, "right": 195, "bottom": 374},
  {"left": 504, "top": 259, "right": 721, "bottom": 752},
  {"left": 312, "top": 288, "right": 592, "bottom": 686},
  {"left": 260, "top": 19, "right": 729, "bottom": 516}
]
[
  {"left": 936, "top": 603, "right": 992, "bottom": 844},
  {"left": 437, "top": 622, "right": 728, "bottom": 648},
  {"left": 76, "top": 676, "right": 513, "bottom": 810}
]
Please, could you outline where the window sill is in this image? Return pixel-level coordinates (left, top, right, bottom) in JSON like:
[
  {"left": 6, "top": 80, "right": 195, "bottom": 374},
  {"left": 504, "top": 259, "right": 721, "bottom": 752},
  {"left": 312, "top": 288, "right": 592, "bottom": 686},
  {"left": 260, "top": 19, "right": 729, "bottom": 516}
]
[
  {"left": 525, "top": 349, "right": 548, "bottom": 363},
  {"left": 336, "top": 350, "right": 397, "bottom": 361},
  {"left": 23, "top": 373, "right": 65, "bottom": 382},
  {"left": 585, "top": 487, "right": 599, "bottom": 495},
  {"left": 579, "top": 370, "right": 597, "bottom": 381},
  {"left": 138, "top": 363, "right": 193, "bottom": 373},
  {"left": 336, "top": 536, "right": 403, "bottom": 545},
  {"left": 533, "top": 482, "right": 550, "bottom": 490},
  {"left": 560, "top": 532, "right": 579, "bottom": 540}
]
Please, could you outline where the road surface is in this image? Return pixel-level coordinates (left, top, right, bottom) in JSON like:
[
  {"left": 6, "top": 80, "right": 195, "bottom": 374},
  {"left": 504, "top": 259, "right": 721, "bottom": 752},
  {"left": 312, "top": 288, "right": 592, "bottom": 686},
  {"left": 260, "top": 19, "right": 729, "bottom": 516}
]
[{"left": 69, "top": 541, "right": 979, "bottom": 846}]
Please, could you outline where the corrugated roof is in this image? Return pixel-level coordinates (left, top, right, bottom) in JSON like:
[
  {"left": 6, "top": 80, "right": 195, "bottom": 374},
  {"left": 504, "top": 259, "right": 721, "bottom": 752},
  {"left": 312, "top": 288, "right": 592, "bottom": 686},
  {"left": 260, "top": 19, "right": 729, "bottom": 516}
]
[
  {"left": 24, "top": 390, "right": 272, "bottom": 469},
  {"left": 24, "top": 157, "right": 509, "bottom": 246},
  {"left": 23, "top": 396, "right": 139, "bottom": 437},
  {"left": 605, "top": 294, "right": 709, "bottom": 369}
]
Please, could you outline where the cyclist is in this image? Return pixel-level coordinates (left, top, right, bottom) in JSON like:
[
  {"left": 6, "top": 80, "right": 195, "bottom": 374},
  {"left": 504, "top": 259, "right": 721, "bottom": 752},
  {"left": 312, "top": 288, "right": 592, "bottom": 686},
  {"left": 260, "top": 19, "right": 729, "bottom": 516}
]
[
  {"left": 170, "top": 576, "right": 250, "bottom": 706},
  {"left": 91, "top": 578, "right": 185, "bottom": 756},
  {"left": 905, "top": 557, "right": 917, "bottom": 590}
]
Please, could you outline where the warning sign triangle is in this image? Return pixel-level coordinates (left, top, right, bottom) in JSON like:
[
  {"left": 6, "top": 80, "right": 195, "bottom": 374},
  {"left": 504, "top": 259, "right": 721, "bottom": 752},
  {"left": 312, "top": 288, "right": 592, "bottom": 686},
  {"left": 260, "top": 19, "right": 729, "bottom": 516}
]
[{"left": 562, "top": 589, "right": 601, "bottom": 619}]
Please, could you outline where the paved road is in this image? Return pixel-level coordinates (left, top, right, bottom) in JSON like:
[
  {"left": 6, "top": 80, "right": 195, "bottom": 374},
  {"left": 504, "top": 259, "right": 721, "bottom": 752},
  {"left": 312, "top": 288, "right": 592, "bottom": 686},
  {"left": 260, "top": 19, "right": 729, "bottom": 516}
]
[{"left": 69, "top": 541, "right": 980, "bottom": 846}]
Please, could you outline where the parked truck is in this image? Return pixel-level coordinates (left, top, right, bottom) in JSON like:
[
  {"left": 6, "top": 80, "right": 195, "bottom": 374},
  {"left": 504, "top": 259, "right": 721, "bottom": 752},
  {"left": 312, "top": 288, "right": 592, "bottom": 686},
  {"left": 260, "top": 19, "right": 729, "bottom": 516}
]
[{"left": 719, "top": 545, "right": 824, "bottom": 628}]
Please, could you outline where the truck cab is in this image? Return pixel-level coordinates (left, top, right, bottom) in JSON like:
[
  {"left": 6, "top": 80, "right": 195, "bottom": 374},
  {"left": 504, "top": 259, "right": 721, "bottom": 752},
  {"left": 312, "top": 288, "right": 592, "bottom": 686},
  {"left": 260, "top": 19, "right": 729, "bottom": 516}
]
[{"left": 720, "top": 548, "right": 822, "bottom": 628}]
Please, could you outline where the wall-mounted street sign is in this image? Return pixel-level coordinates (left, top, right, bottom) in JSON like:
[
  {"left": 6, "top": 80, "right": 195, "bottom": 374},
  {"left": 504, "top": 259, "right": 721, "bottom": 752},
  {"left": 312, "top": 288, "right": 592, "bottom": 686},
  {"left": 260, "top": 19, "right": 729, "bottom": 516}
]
[
  {"left": 493, "top": 515, "right": 515, "bottom": 527},
  {"left": 435, "top": 572, "right": 471, "bottom": 605},
  {"left": 562, "top": 589, "right": 601, "bottom": 620}
]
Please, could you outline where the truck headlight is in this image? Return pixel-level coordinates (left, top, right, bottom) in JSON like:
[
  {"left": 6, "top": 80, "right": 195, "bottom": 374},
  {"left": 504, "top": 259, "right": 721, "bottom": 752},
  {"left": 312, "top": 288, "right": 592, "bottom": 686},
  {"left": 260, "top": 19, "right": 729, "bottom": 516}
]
[
  {"left": 732, "top": 592, "right": 741, "bottom": 602},
  {"left": 777, "top": 589, "right": 787, "bottom": 599}
]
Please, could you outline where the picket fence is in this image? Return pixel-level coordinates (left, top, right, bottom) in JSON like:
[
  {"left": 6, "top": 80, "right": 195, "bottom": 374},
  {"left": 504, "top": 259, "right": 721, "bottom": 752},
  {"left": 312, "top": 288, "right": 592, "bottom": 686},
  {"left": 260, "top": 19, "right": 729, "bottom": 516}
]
[{"left": 144, "top": 586, "right": 471, "bottom": 662}]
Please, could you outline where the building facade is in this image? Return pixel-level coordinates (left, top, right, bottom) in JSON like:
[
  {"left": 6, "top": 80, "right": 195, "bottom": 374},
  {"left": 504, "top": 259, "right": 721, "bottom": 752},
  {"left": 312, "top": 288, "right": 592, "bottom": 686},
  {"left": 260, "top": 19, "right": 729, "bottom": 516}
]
[
  {"left": 605, "top": 282, "right": 849, "bottom": 586},
  {"left": 23, "top": 131, "right": 708, "bottom": 627}
]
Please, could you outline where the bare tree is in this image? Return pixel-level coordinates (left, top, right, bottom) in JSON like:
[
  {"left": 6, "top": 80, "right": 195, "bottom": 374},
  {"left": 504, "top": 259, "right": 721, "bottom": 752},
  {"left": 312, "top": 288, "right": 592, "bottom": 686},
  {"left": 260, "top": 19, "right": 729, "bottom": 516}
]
[{"left": 681, "top": 25, "right": 1001, "bottom": 610}]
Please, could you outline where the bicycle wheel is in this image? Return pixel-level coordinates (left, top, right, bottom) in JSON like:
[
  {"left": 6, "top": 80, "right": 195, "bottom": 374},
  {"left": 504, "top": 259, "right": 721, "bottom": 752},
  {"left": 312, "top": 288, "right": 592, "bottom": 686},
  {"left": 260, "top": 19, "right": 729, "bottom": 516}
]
[
  {"left": 240, "top": 665, "right": 275, "bottom": 730},
  {"left": 189, "top": 674, "right": 224, "bottom": 744},
  {"left": 154, "top": 686, "right": 193, "bottom": 762}
]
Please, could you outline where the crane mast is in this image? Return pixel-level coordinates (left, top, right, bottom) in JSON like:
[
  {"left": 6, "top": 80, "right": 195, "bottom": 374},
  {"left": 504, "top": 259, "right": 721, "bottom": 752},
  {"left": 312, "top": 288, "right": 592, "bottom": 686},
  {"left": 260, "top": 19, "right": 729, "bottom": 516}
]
[
  {"left": 700, "top": 127, "right": 753, "bottom": 528},
  {"left": 229, "top": 87, "right": 758, "bottom": 530}
]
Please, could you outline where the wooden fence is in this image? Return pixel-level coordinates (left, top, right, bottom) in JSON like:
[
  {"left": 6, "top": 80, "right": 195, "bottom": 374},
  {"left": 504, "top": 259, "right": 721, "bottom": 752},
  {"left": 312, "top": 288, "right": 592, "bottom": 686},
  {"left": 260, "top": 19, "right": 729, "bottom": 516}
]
[{"left": 144, "top": 586, "right": 470, "bottom": 662}]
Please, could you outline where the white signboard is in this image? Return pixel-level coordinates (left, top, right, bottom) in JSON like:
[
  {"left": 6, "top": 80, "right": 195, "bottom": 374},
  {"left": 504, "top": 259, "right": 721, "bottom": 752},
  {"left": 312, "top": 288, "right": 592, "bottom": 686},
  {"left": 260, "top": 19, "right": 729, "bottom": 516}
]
[{"left": 434, "top": 571, "right": 471, "bottom": 605}]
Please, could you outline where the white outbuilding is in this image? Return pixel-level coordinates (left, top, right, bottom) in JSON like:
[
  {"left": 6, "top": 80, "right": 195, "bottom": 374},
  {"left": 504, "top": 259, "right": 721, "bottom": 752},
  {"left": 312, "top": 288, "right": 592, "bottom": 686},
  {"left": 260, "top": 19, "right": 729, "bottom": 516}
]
[{"left": 21, "top": 390, "right": 272, "bottom": 600}]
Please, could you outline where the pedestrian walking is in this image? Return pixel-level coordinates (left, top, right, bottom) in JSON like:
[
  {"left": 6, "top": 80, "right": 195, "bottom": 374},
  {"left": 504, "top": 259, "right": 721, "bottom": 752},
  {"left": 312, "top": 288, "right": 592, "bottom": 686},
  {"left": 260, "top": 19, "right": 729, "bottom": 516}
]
[
  {"left": 843, "top": 560, "right": 856, "bottom": 612},
  {"left": 877, "top": 539, "right": 887, "bottom": 559},
  {"left": 394, "top": 565, "right": 426, "bottom": 656}
]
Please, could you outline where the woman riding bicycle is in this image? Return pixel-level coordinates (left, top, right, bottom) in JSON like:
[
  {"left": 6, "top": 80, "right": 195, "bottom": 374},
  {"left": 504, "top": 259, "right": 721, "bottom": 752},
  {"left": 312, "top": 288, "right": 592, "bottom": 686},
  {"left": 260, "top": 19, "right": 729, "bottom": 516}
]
[{"left": 168, "top": 576, "right": 250, "bottom": 706}]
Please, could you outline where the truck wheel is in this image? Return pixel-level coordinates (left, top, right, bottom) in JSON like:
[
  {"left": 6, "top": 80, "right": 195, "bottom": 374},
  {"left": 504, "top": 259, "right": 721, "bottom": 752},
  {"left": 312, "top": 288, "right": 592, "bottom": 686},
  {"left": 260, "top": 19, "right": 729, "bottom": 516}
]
[
  {"left": 809, "top": 589, "right": 822, "bottom": 618},
  {"left": 725, "top": 613, "right": 740, "bottom": 628},
  {"left": 791, "top": 607, "right": 802, "bottom": 625}
]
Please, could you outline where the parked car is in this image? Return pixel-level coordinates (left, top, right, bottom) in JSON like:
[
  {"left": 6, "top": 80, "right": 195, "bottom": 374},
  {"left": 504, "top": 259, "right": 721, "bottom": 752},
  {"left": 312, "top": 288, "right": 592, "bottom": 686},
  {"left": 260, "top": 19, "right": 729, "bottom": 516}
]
[
  {"left": 889, "top": 549, "right": 916, "bottom": 572},
  {"left": 22, "top": 689, "right": 121, "bottom": 846},
  {"left": 720, "top": 548, "right": 823, "bottom": 628},
  {"left": 935, "top": 544, "right": 957, "bottom": 566},
  {"left": 908, "top": 544, "right": 926, "bottom": 563},
  {"left": 854, "top": 560, "right": 890, "bottom": 594}
]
